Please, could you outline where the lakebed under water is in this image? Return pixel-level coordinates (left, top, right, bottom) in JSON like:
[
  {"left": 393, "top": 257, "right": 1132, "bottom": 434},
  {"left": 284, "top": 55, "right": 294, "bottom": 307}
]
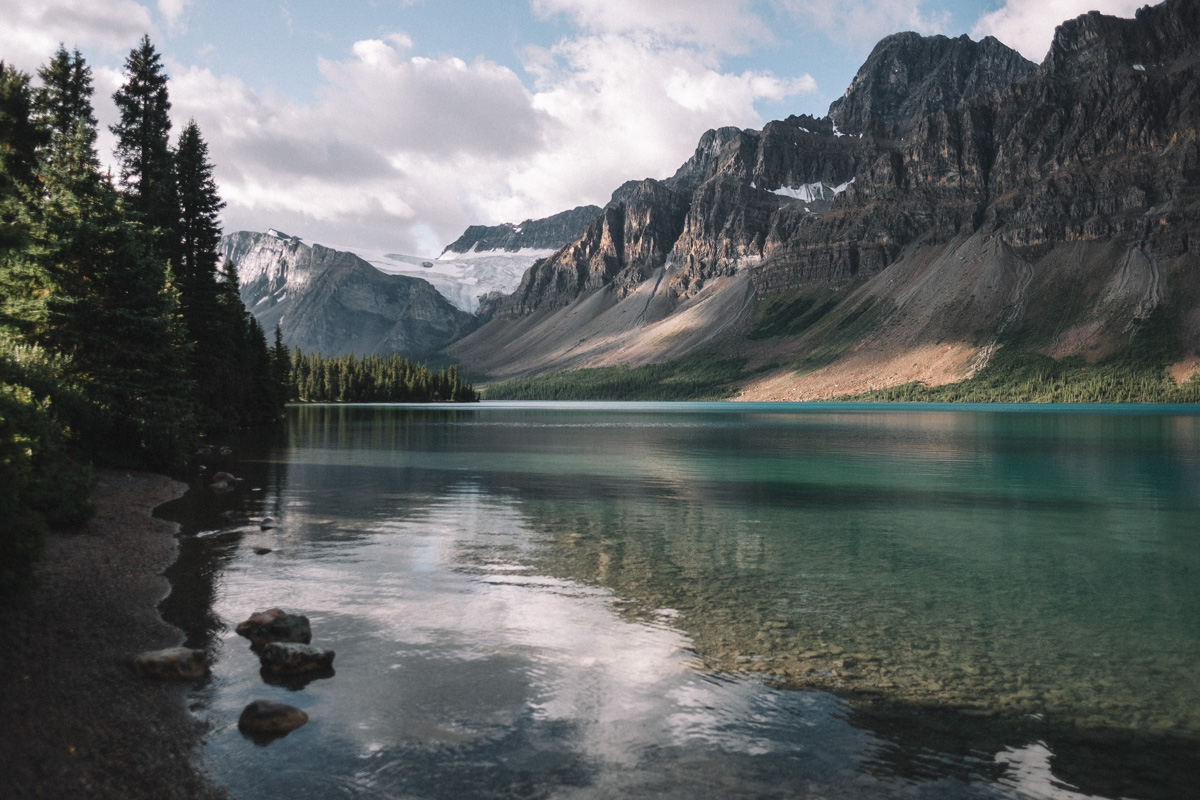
[{"left": 159, "top": 402, "right": 1200, "bottom": 799}]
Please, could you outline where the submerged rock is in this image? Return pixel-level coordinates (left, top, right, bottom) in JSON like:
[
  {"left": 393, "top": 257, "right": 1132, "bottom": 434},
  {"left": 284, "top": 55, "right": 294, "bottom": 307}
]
[
  {"left": 210, "top": 472, "right": 238, "bottom": 493},
  {"left": 237, "top": 699, "right": 308, "bottom": 734},
  {"left": 259, "top": 517, "right": 278, "bottom": 530},
  {"left": 218, "top": 509, "right": 251, "bottom": 525},
  {"left": 132, "top": 647, "right": 209, "bottom": 680},
  {"left": 259, "top": 642, "right": 335, "bottom": 675},
  {"left": 235, "top": 608, "right": 312, "bottom": 645}
]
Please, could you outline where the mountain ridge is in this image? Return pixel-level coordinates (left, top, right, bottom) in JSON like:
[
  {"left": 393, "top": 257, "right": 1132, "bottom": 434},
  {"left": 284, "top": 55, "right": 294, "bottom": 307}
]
[{"left": 447, "top": 0, "right": 1200, "bottom": 398}]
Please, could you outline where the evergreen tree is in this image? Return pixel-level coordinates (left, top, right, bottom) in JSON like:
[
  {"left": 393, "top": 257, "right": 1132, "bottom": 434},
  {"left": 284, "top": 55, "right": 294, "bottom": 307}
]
[
  {"left": 173, "top": 120, "right": 223, "bottom": 289},
  {"left": 271, "top": 324, "right": 291, "bottom": 402},
  {"left": 173, "top": 119, "right": 231, "bottom": 425},
  {"left": 35, "top": 49, "right": 193, "bottom": 467},
  {"left": 0, "top": 62, "right": 47, "bottom": 335},
  {"left": 32, "top": 47, "right": 96, "bottom": 146},
  {"left": 110, "top": 35, "right": 176, "bottom": 263}
]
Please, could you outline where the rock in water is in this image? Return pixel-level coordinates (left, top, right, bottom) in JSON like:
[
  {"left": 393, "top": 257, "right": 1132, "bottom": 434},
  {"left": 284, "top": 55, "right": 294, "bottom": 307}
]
[
  {"left": 259, "top": 642, "right": 336, "bottom": 675},
  {"left": 235, "top": 608, "right": 312, "bottom": 645},
  {"left": 132, "top": 647, "right": 209, "bottom": 680},
  {"left": 237, "top": 700, "right": 308, "bottom": 734}
]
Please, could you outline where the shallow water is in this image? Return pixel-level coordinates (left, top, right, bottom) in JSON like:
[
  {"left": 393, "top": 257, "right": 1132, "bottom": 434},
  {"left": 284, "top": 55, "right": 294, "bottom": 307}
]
[{"left": 160, "top": 402, "right": 1200, "bottom": 799}]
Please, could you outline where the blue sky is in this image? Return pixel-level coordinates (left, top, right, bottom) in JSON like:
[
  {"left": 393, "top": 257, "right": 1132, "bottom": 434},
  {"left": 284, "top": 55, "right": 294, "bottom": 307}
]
[{"left": 3, "top": 0, "right": 1148, "bottom": 254}]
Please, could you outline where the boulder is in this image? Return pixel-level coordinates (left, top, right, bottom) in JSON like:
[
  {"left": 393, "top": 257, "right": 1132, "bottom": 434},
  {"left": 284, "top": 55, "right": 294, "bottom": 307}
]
[
  {"left": 132, "top": 647, "right": 209, "bottom": 680},
  {"left": 210, "top": 472, "right": 237, "bottom": 493},
  {"left": 235, "top": 608, "right": 312, "bottom": 645},
  {"left": 237, "top": 700, "right": 308, "bottom": 734},
  {"left": 259, "top": 517, "right": 278, "bottom": 530},
  {"left": 259, "top": 642, "right": 335, "bottom": 675}
]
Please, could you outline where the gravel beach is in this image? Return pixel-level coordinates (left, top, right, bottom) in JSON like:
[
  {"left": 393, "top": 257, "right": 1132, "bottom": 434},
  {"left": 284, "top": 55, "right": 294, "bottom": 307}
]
[{"left": 0, "top": 471, "right": 231, "bottom": 800}]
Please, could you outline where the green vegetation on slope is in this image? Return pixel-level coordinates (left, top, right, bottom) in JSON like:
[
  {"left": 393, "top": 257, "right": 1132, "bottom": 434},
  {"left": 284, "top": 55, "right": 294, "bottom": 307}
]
[
  {"left": 483, "top": 354, "right": 746, "bottom": 401},
  {"left": 747, "top": 290, "right": 841, "bottom": 340},
  {"left": 851, "top": 311, "right": 1200, "bottom": 404}
]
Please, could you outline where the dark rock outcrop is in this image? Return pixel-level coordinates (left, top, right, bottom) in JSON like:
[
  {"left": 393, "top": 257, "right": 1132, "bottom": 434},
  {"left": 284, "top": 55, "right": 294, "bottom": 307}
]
[
  {"left": 828, "top": 32, "right": 1036, "bottom": 139},
  {"left": 493, "top": 179, "right": 690, "bottom": 317},
  {"left": 441, "top": 205, "right": 602, "bottom": 254}
]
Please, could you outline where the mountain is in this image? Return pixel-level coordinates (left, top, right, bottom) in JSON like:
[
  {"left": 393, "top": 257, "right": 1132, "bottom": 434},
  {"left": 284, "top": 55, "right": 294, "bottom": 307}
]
[
  {"left": 827, "top": 32, "right": 1036, "bottom": 139},
  {"left": 442, "top": 205, "right": 603, "bottom": 254},
  {"left": 219, "top": 230, "right": 476, "bottom": 356},
  {"left": 447, "top": 0, "right": 1200, "bottom": 399},
  {"left": 219, "top": 203, "right": 599, "bottom": 346}
]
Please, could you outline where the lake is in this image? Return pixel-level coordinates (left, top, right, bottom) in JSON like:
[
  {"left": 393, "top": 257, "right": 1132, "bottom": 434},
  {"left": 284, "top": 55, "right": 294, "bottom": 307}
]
[{"left": 159, "top": 402, "right": 1200, "bottom": 799}]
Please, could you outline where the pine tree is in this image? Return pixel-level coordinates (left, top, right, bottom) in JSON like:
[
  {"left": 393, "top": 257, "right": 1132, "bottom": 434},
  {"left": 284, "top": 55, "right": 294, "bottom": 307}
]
[
  {"left": 271, "top": 324, "right": 291, "bottom": 403},
  {"left": 34, "top": 48, "right": 193, "bottom": 467},
  {"left": 173, "top": 119, "right": 232, "bottom": 426},
  {"left": 32, "top": 47, "right": 97, "bottom": 146},
  {"left": 173, "top": 120, "right": 223, "bottom": 290},
  {"left": 110, "top": 35, "right": 176, "bottom": 263},
  {"left": 0, "top": 62, "right": 47, "bottom": 335}
]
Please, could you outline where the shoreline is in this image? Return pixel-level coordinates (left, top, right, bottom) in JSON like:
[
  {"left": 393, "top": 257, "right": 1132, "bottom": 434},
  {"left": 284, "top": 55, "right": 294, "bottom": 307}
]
[{"left": 0, "top": 471, "right": 230, "bottom": 800}]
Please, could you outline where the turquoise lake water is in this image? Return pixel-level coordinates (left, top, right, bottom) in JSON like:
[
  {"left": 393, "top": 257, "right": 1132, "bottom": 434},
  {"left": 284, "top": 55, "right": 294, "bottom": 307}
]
[{"left": 160, "top": 402, "right": 1200, "bottom": 799}]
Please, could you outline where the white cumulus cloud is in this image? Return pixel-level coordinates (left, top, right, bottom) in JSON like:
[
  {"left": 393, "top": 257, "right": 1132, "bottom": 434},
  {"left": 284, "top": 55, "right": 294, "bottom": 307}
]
[
  {"left": 971, "top": 0, "right": 1147, "bottom": 62},
  {"left": 779, "top": 0, "right": 951, "bottom": 52},
  {"left": 531, "top": 0, "right": 772, "bottom": 53},
  {"left": 6, "top": 0, "right": 819, "bottom": 256},
  {"left": 157, "top": 0, "right": 192, "bottom": 31},
  {"left": 171, "top": 21, "right": 816, "bottom": 255},
  {"left": 0, "top": 0, "right": 156, "bottom": 73}
]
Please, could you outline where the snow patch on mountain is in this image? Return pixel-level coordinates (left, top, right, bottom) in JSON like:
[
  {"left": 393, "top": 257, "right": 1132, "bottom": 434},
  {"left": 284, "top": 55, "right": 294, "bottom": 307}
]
[
  {"left": 771, "top": 179, "right": 855, "bottom": 203},
  {"left": 334, "top": 244, "right": 554, "bottom": 313}
]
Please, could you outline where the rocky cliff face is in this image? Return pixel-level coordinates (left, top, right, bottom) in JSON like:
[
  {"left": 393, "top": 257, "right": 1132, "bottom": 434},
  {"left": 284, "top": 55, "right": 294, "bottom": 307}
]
[
  {"left": 448, "top": 0, "right": 1200, "bottom": 391},
  {"left": 441, "top": 205, "right": 602, "bottom": 254},
  {"left": 489, "top": 179, "right": 689, "bottom": 319},
  {"left": 220, "top": 231, "right": 476, "bottom": 356},
  {"left": 828, "top": 32, "right": 1036, "bottom": 139}
]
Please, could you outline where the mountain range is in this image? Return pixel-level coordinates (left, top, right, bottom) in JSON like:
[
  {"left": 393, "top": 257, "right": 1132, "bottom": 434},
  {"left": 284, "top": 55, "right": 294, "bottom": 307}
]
[{"left": 222, "top": 0, "right": 1200, "bottom": 398}]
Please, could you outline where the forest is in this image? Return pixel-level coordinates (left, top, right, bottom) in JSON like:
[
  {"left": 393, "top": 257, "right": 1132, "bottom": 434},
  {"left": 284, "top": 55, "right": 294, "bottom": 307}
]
[
  {"left": 287, "top": 350, "right": 478, "bottom": 403},
  {"left": 0, "top": 39, "right": 288, "bottom": 595}
]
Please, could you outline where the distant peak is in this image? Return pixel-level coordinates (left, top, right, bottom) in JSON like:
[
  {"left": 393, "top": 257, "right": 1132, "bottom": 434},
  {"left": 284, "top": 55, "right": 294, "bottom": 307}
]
[{"left": 267, "top": 228, "right": 302, "bottom": 242}]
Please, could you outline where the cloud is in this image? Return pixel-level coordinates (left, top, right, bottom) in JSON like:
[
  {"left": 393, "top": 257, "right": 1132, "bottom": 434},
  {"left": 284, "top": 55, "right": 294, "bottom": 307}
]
[
  {"left": 0, "top": 0, "right": 156, "bottom": 74},
  {"left": 510, "top": 33, "right": 815, "bottom": 219},
  {"left": 779, "top": 0, "right": 950, "bottom": 52},
  {"left": 531, "top": 0, "right": 772, "bottom": 54},
  {"left": 971, "top": 0, "right": 1146, "bottom": 62},
  {"left": 5, "top": 0, "right": 818, "bottom": 256},
  {"left": 169, "top": 41, "right": 547, "bottom": 255},
  {"left": 157, "top": 0, "right": 191, "bottom": 31},
  {"left": 314, "top": 35, "right": 548, "bottom": 158},
  {"left": 172, "top": 26, "right": 816, "bottom": 255}
]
